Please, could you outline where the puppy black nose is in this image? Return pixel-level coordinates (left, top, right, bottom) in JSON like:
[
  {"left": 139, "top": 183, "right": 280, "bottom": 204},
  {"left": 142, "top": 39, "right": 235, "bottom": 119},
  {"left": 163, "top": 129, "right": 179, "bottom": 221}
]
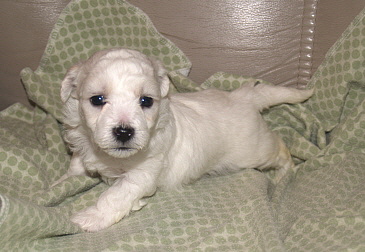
[{"left": 113, "top": 126, "right": 135, "bottom": 143}]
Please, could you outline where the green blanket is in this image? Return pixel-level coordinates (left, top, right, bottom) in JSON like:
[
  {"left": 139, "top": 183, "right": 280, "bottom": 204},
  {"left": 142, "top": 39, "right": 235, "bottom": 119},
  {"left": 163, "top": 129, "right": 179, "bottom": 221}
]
[{"left": 1, "top": 0, "right": 364, "bottom": 251}]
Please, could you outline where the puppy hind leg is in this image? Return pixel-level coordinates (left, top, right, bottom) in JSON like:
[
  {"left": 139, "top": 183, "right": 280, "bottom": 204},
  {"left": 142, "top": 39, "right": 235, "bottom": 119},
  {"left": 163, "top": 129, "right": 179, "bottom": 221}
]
[{"left": 271, "top": 135, "right": 295, "bottom": 183}]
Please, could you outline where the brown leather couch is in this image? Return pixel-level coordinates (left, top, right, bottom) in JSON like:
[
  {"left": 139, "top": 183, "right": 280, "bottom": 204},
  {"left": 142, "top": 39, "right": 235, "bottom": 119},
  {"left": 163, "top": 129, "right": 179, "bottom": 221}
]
[{"left": 1, "top": 0, "right": 364, "bottom": 111}]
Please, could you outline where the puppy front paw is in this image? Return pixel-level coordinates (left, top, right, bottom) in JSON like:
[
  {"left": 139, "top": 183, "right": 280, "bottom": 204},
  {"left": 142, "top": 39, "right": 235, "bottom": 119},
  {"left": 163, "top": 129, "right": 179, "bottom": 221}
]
[
  {"left": 71, "top": 206, "right": 127, "bottom": 232},
  {"left": 131, "top": 199, "right": 147, "bottom": 211}
]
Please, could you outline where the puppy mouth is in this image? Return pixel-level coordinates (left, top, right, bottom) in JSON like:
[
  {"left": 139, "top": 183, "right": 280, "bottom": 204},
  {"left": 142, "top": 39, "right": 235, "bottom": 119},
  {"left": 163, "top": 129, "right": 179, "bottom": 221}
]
[
  {"left": 101, "top": 146, "right": 139, "bottom": 158},
  {"left": 112, "top": 147, "right": 136, "bottom": 151}
]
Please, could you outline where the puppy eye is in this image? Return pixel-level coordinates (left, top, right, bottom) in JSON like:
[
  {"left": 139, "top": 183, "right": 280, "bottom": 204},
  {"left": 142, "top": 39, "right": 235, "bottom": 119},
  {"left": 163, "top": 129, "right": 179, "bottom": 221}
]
[
  {"left": 139, "top": 96, "right": 154, "bottom": 108},
  {"left": 90, "top": 95, "right": 106, "bottom": 106}
]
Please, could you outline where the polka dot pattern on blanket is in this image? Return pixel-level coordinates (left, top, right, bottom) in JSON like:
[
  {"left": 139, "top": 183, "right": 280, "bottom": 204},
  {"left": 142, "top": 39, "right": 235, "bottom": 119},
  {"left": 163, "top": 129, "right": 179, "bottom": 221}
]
[{"left": 305, "top": 15, "right": 365, "bottom": 131}]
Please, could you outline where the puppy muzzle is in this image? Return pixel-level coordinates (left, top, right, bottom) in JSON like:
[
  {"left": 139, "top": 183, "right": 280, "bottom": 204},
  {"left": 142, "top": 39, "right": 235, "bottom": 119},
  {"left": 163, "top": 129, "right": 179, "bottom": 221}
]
[{"left": 98, "top": 125, "right": 141, "bottom": 158}]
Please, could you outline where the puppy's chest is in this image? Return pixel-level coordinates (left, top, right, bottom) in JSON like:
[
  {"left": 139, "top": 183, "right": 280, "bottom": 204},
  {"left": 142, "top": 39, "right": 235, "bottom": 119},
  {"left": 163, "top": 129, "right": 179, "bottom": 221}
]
[{"left": 84, "top": 156, "right": 129, "bottom": 178}]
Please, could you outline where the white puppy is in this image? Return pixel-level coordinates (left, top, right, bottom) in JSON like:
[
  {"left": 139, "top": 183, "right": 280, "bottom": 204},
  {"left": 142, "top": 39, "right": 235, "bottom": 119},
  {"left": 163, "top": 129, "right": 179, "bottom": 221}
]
[{"left": 55, "top": 48, "right": 313, "bottom": 232}]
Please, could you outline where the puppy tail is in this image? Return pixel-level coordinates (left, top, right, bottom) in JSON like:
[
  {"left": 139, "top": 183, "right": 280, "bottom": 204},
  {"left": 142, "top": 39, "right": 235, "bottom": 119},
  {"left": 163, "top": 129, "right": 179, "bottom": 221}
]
[{"left": 250, "top": 83, "right": 314, "bottom": 111}]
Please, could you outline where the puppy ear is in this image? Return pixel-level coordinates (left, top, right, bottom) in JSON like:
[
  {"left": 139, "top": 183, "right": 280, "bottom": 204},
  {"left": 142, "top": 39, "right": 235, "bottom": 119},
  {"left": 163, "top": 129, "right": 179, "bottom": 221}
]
[
  {"left": 60, "top": 64, "right": 82, "bottom": 103},
  {"left": 151, "top": 59, "right": 170, "bottom": 97}
]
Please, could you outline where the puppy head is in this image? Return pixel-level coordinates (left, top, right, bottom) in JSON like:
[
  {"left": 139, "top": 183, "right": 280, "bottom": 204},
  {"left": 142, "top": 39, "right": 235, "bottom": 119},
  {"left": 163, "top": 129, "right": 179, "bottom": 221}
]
[{"left": 61, "top": 48, "right": 170, "bottom": 158}]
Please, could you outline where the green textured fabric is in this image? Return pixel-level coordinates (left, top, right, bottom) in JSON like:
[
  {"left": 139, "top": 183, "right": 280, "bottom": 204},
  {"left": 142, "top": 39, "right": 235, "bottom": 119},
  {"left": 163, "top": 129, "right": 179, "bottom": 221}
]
[
  {"left": 20, "top": 0, "right": 191, "bottom": 122},
  {"left": 0, "top": 0, "right": 364, "bottom": 251}
]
